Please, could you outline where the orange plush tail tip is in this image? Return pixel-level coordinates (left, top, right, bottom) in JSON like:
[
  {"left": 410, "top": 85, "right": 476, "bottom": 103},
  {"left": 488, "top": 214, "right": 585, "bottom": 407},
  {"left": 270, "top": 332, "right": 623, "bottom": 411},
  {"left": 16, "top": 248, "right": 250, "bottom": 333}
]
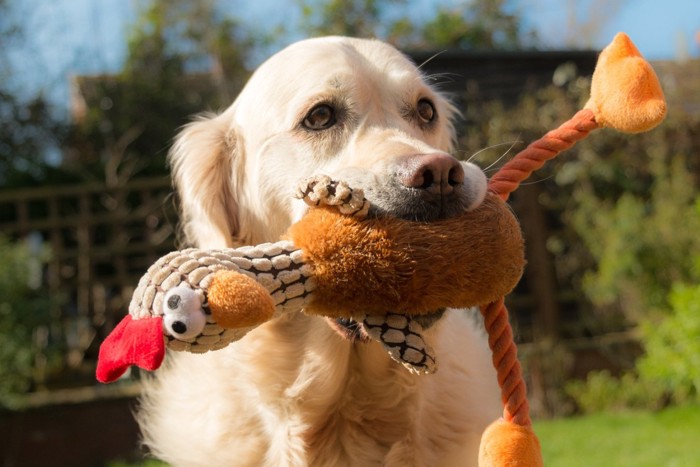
[
  {"left": 479, "top": 419, "right": 543, "bottom": 467},
  {"left": 585, "top": 32, "right": 667, "bottom": 134}
]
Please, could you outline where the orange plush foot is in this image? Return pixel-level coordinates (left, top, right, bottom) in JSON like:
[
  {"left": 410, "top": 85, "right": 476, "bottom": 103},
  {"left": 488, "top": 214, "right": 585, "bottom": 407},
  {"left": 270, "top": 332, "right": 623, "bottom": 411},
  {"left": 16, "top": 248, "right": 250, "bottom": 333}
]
[
  {"left": 479, "top": 419, "right": 543, "bottom": 467},
  {"left": 208, "top": 270, "right": 276, "bottom": 328}
]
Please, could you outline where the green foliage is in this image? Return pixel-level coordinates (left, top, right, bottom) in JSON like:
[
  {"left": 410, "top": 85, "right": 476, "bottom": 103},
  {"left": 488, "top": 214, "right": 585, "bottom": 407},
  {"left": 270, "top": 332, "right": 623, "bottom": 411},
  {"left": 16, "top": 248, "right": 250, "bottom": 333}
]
[
  {"left": 66, "top": 0, "right": 255, "bottom": 183},
  {"left": 0, "top": 1, "right": 69, "bottom": 188},
  {"left": 459, "top": 64, "right": 700, "bottom": 413},
  {"left": 297, "top": 0, "right": 394, "bottom": 38},
  {"left": 565, "top": 370, "right": 666, "bottom": 413},
  {"left": 571, "top": 156, "right": 700, "bottom": 321},
  {"left": 561, "top": 81, "right": 700, "bottom": 307},
  {"left": 0, "top": 91, "right": 70, "bottom": 187},
  {"left": 638, "top": 279, "right": 700, "bottom": 404},
  {"left": 0, "top": 235, "right": 61, "bottom": 406},
  {"left": 556, "top": 66, "right": 700, "bottom": 411},
  {"left": 420, "top": 0, "right": 523, "bottom": 49},
  {"left": 298, "top": 0, "right": 529, "bottom": 50},
  {"left": 565, "top": 106, "right": 700, "bottom": 315},
  {"left": 566, "top": 226, "right": 700, "bottom": 412}
]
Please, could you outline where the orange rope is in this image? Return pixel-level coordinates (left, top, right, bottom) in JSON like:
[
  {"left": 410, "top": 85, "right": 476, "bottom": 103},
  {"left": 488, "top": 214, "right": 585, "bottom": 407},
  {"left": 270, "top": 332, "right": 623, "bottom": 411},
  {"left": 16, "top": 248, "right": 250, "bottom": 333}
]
[
  {"left": 480, "top": 298, "right": 531, "bottom": 427},
  {"left": 488, "top": 109, "right": 599, "bottom": 200},
  {"left": 480, "top": 109, "right": 601, "bottom": 428}
]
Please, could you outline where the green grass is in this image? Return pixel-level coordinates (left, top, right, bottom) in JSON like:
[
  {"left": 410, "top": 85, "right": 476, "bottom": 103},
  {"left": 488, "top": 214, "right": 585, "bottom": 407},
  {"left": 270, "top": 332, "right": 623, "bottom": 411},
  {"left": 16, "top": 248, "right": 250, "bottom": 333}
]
[
  {"left": 534, "top": 405, "right": 700, "bottom": 466},
  {"left": 110, "top": 406, "right": 700, "bottom": 466}
]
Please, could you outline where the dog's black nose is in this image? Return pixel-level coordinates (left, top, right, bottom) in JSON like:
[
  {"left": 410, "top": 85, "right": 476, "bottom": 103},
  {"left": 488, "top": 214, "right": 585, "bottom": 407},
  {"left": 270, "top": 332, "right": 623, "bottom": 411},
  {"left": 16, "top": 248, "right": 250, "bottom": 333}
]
[{"left": 397, "top": 153, "right": 464, "bottom": 196}]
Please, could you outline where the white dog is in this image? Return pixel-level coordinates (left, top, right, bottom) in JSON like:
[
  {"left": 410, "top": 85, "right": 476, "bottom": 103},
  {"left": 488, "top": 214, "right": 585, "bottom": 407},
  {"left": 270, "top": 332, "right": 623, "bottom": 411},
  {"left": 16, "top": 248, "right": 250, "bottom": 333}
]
[{"left": 138, "top": 36, "right": 501, "bottom": 467}]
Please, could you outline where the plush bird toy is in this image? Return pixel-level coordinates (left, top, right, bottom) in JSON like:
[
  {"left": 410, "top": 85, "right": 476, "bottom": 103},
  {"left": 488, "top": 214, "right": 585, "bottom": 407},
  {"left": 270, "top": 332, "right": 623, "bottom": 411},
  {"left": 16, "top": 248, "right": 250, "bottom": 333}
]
[{"left": 97, "top": 33, "right": 666, "bottom": 467}]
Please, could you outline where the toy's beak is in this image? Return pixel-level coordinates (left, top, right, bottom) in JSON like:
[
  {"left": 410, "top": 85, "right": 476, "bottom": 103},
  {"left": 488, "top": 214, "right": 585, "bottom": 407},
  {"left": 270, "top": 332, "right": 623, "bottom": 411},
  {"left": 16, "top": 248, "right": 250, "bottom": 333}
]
[{"left": 96, "top": 314, "right": 165, "bottom": 383}]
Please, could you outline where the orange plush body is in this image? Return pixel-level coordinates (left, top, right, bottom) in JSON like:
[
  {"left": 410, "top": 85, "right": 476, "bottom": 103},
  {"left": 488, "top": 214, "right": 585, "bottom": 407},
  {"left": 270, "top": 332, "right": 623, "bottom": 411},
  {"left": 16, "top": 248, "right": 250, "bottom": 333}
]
[{"left": 289, "top": 193, "right": 524, "bottom": 318}]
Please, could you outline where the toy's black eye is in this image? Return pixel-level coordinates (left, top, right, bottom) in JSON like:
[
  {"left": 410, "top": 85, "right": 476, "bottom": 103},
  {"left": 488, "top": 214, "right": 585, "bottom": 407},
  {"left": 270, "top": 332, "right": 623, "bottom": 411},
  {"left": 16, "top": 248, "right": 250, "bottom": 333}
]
[
  {"left": 417, "top": 99, "right": 435, "bottom": 124},
  {"left": 167, "top": 294, "right": 181, "bottom": 310},
  {"left": 303, "top": 104, "right": 336, "bottom": 130}
]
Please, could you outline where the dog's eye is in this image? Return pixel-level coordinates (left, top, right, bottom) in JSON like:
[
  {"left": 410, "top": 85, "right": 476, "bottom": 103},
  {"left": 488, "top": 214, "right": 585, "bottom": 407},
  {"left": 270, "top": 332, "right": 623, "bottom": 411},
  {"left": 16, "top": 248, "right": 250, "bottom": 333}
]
[
  {"left": 303, "top": 104, "right": 336, "bottom": 130},
  {"left": 417, "top": 99, "right": 435, "bottom": 124}
]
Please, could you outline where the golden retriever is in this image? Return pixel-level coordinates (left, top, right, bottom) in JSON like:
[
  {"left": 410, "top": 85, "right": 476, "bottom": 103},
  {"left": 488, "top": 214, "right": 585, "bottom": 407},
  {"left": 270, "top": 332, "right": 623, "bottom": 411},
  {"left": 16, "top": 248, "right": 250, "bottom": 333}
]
[{"left": 138, "top": 36, "right": 501, "bottom": 467}]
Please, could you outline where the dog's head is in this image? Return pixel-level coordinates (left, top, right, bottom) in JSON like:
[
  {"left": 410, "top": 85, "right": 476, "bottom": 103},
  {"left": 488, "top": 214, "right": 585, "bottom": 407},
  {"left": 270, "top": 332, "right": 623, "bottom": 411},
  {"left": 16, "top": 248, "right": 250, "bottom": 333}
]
[{"left": 169, "top": 36, "right": 486, "bottom": 249}]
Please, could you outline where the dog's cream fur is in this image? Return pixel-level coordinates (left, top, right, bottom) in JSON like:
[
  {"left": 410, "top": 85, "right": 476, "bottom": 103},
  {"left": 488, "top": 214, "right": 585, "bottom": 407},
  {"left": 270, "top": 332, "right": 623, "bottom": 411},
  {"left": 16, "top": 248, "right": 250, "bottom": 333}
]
[{"left": 138, "top": 37, "right": 501, "bottom": 467}]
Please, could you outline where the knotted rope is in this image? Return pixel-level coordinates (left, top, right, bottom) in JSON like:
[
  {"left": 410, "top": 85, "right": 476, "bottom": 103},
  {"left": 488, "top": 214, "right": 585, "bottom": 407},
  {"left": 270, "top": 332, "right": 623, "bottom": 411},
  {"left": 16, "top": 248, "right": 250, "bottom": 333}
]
[
  {"left": 482, "top": 108, "right": 601, "bottom": 426},
  {"left": 480, "top": 299, "right": 531, "bottom": 426}
]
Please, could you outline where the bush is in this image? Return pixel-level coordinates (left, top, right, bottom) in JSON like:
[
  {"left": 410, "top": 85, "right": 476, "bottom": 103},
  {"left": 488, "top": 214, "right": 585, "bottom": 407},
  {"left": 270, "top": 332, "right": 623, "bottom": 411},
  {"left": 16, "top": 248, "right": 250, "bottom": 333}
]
[
  {"left": 0, "top": 234, "right": 61, "bottom": 407},
  {"left": 565, "top": 370, "right": 666, "bottom": 413},
  {"left": 570, "top": 156, "right": 700, "bottom": 323},
  {"left": 567, "top": 277, "right": 700, "bottom": 413},
  {"left": 567, "top": 269, "right": 700, "bottom": 412},
  {"left": 638, "top": 279, "right": 700, "bottom": 404}
]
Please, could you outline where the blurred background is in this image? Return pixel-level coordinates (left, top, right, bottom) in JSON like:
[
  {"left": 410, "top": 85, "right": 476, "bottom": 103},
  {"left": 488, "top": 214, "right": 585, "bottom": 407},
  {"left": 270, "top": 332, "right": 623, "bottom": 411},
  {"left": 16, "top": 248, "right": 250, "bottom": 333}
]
[{"left": 1, "top": 0, "right": 698, "bottom": 465}]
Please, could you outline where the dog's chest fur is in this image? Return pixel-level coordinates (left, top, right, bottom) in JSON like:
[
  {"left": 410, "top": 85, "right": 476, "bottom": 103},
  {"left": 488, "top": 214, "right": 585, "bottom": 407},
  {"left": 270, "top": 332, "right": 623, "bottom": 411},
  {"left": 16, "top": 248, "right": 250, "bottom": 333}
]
[
  {"left": 139, "top": 310, "right": 493, "bottom": 467},
  {"left": 241, "top": 313, "right": 420, "bottom": 465}
]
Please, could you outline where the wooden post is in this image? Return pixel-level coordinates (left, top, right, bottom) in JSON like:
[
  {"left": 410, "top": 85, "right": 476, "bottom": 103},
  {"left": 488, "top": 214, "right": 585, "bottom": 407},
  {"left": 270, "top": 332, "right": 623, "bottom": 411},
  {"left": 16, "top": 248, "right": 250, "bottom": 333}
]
[{"left": 511, "top": 183, "right": 561, "bottom": 417}]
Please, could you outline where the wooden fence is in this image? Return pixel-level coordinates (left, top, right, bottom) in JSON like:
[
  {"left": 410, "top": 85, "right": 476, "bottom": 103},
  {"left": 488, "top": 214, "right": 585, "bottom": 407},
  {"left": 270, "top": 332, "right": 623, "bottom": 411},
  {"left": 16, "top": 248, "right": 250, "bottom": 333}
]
[{"left": 0, "top": 177, "right": 177, "bottom": 387}]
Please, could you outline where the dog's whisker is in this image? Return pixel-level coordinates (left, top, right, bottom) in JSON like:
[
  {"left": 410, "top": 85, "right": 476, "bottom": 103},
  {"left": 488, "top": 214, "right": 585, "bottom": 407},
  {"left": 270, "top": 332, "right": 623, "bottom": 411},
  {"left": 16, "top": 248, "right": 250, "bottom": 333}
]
[
  {"left": 424, "top": 71, "right": 460, "bottom": 85},
  {"left": 417, "top": 50, "right": 447, "bottom": 71},
  {"left": 483, "top": 167, "right": 504, "bottom": 175},
  {"left": 453, "top": 148, "right": 478, "bottom": 161},
  {"left": 518, "top": 174, "right": 555, "bottom": 186},
  {"left": 466, "top": 140, "right": 521, "bottom": 164},
  {"left": 480, "top": 139, "right": 522, "bottom": 172},
  {"left": 465, "top": 140, "right": 522, "bottom": 165}
]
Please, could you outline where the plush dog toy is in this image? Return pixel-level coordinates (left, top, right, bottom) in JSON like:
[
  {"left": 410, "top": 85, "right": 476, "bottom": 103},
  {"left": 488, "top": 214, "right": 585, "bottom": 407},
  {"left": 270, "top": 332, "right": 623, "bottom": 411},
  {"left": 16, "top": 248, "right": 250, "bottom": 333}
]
[
  {"left": 97, "top": 33, "right": 665, "bottom": 466},
  {"left": 97, "top": 179, "right": 525, "bottom": 378}
]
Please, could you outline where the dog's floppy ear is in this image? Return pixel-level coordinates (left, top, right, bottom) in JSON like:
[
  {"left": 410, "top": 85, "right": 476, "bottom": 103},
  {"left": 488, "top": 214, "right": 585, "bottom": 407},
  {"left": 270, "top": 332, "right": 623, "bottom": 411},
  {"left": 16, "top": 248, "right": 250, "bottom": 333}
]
[{"left": 169, "top": 112, "right": 240, "bottom": 248}]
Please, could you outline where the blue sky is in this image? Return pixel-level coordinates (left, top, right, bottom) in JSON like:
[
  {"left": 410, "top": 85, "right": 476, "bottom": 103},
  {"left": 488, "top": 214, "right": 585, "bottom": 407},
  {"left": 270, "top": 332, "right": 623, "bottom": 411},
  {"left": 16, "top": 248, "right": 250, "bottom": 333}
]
[
  {"left": 4, "top": 0, "right": 699, "bottom": 111},
  {"left": 531, "top": 0, "right": 699, "bottom": 59}
]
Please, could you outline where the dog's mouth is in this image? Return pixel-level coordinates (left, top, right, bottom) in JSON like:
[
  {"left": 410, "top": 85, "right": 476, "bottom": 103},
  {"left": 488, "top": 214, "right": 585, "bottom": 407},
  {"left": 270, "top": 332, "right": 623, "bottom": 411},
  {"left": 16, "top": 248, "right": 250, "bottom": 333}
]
[
  {"left": 326, "top": 309, "right": 446, "bottom": 374},
  {"left": 364, "top": 184, "right": 477, "bottom": 222},
  {"left": 327, "top": 316, "right": 371, "bottom": 343},
  {"left": 336, "top": 160, "right": 487, "bottom": 223}
]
